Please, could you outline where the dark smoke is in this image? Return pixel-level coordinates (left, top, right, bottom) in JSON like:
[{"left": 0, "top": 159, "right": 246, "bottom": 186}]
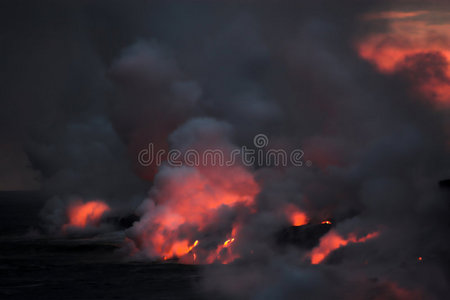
[{"left": 1, "top": 0, "right": 449, "bottom": 299}]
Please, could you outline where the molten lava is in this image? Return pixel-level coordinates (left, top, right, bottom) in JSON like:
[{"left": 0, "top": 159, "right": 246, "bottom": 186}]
[
  {"left": 133, "top": 165, "right": 259, "bottom": 264},
  {"left": 189, "top": 240, "right": 199, "bottom": 251},
  {"left": 284, "top": 204, "right": 308, "bottom": 226},
  {"left": 223, "top": 238, "right": 235, "bottom": 247},
  {"left": 205, "top": 229, "right": 240, "bottom": 264},
  {"left": 64, "top": 200, "right": 110, "bottom": 229},
  {"left": 309, "top": 230, "right": 380, "bottom": 264}
]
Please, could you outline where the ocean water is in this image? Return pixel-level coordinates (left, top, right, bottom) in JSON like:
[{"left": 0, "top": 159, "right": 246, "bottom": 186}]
[{"left": 0, "top": 192, "right": 201, "bottom": 300}]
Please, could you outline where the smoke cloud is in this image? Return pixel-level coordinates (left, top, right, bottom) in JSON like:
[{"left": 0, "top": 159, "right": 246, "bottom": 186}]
[{"left": 1, "top": 0, "right": 449, "bottom": 299}]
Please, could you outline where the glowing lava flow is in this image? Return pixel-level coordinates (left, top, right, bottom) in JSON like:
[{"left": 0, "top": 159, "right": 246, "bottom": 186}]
[
  {"left": 162, "top": 240, "right": 198, "bottom": 261},
  {"left": 309, "top": 230, "right": 380, "bottom": 264},
  {"left": 223, "top": 238, "right": 235, "bottom": 247},
  {"left": 284, "top": 204, "right": 309, "bottom": 226},
  {"left": 205, "top": 225, "right": 242, "bottom": 264},
  {"left": 217, "top": 237, "right": 239, "bottom": 264},
  {"left": 63, "top": 200, "right": 110, "bottom": 229},
  {"left": 132, "top": 165, "right": 259, "bottom": 264}
]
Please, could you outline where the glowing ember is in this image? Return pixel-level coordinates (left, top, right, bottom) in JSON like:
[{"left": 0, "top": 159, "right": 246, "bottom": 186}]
[
  {"left": 418, "top": 256, "right": 423, "bottom": 261},
  {"left": 205, "top": 232, "right": 240, "bottom": 264},
  {"left": 64, "top": 200, "right": 110, "bottom": 229},
  {"left": 189, "top": 240, "right": 199, "bottom": 252},
  {"left": 309, "top": 230, "right": 380, "bottom": 264},
  {"left": 223, "top": 238, "right": 235, "bottom": 247},
  {"left": 284, "top": 204, "right": 308, "bottom": 226},
  {"left": 321, "top": 220, "right": 332, "bottom": 225}
]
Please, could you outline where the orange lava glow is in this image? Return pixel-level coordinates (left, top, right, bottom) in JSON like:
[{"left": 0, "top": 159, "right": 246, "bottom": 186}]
[
  {"left": 356, "top": 10, "right": 450, "bottom": 105},
  {"left": 205, "top": 229, "right": 240, "bottom": 264},
  {"left": 309, "top": 230, "right": 380, "bottom": 264},
  {"left": 136, "top": 166, "right": 259, "bottom": 264},
  {"left": 373, "top": 282, "right": 424, "bottom": 300},
  {"left": 64, "top": 200, "right": 110, "bottom": 229},
  {"left": 223, "top": 238, "right": 235, "bottom": 247},
  {"left": 321, "top": 220, "right": 332, "bottom": 225},
  {"left": 284, "top": 204, "right": 309, "bottom": 226}
]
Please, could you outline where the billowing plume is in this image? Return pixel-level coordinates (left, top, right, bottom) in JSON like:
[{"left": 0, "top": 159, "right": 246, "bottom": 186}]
[
  {"left": 126, "top": 118, "right": 259, "bottom": 264},
  {"left": 2, "top": 1, "right": 448, "bottom": 299}
]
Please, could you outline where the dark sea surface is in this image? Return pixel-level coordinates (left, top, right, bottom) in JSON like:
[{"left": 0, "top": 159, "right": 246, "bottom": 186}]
[{"left": 0, "top": 192, "right": 202, "bottom": 300}]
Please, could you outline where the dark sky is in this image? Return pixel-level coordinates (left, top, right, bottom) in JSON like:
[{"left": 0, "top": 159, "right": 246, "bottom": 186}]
[
  {"left": 0, "top": 1, "right": 449, "bottom": 299},
  {"left": 0, "top": 0, "right": 141, "bottom": 190},
  {"left": 1, "top": 0, "right": 449, "bottom": 190}
]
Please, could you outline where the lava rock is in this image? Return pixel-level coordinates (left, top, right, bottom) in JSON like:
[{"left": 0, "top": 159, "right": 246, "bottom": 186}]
[{"left": 276, "top": 223, "right": 332, "bottom": 249}]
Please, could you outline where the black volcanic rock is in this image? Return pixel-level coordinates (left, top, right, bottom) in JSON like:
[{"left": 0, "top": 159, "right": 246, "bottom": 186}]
[
  {"left": 276, "top": 223, "right": 332, "bottom": 249},
  {"left": 118, "top": 214, "right": 140, "bottom": 229},
  {"left": 103, "top": 214, "right": 140, "bottom": 230}
]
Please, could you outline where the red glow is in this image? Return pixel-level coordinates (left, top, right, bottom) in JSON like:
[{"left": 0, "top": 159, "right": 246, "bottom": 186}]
[
  {"left": 136, "top": 166, "right": 259, "bottom": 264},
  {"left": 205, "top": 227, "right": 240, "bottom": 264},
  {"left": 309, "top": 230, "right": 380, "bottom": 264},
  {"left": 284, "top": 204, "right": 308, "bottom": 226},
  {"left": 223, "top": 238, "right": 235, "bottom": 247},
  {"left": 356, "top": 11, "right": 450, "bottom": 105},
  {"left": 64, "top": 200, "right": 110, "bottom": 229},
  {"left": 321, "top": 220, "right": 331, "bottom": 225},
  {"left": 374, "top": 282, "right": 423, "bottom": 300},
  {"left": 362, "top": 11, "right": 429, "bottom": 21}
]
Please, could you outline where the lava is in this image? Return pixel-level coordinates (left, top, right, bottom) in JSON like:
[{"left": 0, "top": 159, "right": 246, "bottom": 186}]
[
  {"left": 206, "top": 229, "right": 240, "bottom": 264},
  {"left": 189, "top": 240, "right": 199, "bottom": 252},
  {"left": 63, "top": 200, "right": 110, "bottom": 229},
  {"left": 309, "top": 230, "right": 380, "bottom": 264},
  {"left": 132, "top": 165, "right": 259, "bottom": 264},
  {"left": 223, "top": 238, "right": 235, "bottom": 247},
  {"left": 284, "top": 204, "right": 309, "bottom": 226}
]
